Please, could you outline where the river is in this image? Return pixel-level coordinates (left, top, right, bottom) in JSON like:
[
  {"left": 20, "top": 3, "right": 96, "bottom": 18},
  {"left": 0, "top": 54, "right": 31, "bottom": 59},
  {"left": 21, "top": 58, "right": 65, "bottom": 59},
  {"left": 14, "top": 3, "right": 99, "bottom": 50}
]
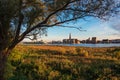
[{"left": 47, "top": 43, "right": 120, "bottom": 47}]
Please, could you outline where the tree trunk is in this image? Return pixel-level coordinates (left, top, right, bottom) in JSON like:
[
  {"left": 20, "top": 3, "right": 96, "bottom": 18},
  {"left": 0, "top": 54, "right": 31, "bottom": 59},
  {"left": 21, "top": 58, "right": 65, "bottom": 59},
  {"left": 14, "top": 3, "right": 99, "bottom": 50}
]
[{"left": 0, "top": 51, "right": 9, "bottom": 80}]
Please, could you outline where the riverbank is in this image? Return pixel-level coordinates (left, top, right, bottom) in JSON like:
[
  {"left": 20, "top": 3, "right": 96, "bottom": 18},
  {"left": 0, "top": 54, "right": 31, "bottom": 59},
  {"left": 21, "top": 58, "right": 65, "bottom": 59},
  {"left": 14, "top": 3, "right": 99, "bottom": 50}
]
[{"left": 5, "top": 45, "right": 120, "bottom": 80}]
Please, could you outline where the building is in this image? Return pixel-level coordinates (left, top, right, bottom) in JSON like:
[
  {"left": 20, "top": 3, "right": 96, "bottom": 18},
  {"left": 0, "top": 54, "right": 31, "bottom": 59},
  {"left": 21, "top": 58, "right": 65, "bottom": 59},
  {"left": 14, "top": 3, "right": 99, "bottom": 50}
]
[
  {"left": 111, "top": 39, "right": 120, "bottom": 43},
  {"left": 86, "top": 37, "right": 91, "bottom": 43},
  {"left": 80, "top": 37, "right": 120, "bottom": 44},
  {"left": 52, "top": 40, "right": 62, "bottom": 44},
  {"left": 102, "top": 39, "right": 109, "bottom": 43},
  {"left": 63, "top": 33, "right": 80, "bottom": 44},
  {"left": 81, "top": 37, "right": 97, "bottom": 44},
  {"left": 91, "top": 37, "right": 97, "bottom": 44}
]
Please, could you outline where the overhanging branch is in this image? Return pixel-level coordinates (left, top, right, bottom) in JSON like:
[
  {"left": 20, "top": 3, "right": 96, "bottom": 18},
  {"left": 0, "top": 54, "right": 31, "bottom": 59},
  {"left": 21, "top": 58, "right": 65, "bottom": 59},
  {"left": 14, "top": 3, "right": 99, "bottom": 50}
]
[
  {"left": 56, "top": 25, "right": 86, "bottom": 31},
  {"left": 18, "top": 1, "right": 71, "bottom": 42},
  {"left": 40, "top": 0, "right": 70, "bottom": 24}
]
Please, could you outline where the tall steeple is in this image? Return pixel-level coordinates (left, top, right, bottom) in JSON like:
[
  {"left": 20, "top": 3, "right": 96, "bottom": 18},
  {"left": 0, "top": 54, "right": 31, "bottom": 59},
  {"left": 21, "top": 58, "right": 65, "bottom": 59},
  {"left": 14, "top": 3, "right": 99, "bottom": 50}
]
[{"left": 69, "top": 33, "right": 71, "bottom": 40}]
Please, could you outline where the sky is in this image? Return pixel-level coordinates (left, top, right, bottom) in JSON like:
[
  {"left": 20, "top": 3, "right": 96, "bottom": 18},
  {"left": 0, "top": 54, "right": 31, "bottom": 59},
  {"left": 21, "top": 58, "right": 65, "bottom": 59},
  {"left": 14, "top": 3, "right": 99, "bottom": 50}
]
[
  {"left": 33, "top": 16, "right": 120, "bottom": 42},
  {"left": 23, "top": 0, "right": 120, "bottom": 42}
]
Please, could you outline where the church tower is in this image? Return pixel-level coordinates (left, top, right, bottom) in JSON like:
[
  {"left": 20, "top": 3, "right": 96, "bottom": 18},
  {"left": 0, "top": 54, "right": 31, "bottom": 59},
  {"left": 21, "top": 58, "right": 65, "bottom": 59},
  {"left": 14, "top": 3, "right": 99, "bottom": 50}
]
[{"left": 69, "top": 33, "right": 71, "bottom": 40}]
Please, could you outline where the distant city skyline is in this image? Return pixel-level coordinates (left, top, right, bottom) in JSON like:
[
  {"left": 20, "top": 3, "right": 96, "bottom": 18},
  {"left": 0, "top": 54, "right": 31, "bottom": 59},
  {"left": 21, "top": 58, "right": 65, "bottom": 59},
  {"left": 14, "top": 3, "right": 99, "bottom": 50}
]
[{"left": 24, "top": 16, "right": 120, "bottom": 42}]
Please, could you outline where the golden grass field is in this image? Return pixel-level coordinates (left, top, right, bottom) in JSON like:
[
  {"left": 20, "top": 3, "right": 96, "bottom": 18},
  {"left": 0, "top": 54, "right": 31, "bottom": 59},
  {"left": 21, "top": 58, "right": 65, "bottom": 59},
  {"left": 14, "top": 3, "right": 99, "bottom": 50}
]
[{"left": 5, "top": 45, "right": 120, "bottom": 80}]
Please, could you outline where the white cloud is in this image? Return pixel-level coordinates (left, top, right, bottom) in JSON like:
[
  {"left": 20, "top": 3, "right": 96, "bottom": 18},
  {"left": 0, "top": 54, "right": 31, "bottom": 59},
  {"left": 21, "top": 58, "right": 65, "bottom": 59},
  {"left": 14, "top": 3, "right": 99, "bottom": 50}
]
[{"left": 109, "top": 15, "right": 120, "bottom": 33}]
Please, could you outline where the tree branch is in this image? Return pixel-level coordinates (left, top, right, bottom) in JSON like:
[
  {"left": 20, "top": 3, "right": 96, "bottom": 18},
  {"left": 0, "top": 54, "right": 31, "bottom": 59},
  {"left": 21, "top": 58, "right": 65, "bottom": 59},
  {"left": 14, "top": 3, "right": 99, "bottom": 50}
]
[
  {"left": 0, "top": 22, "right": 4, "bottom": 40},
  {"left": 18, "top": 1, "right": 71, "bottom": 42},
  {"left": 15, "top": 0, "right": 23, "bottom": 38},
  {"left": 40, "top": 0, "right": 70, "bottom": 24},
  {"left": 49, "top": 15, "right": 86, "bottom": 26},
  {"left": 56, "top": 25, "right": 86, "bottom": 31},
  {"left": 8, "top": 0, "right": 23, "bottom": 49},
  {"left": 19, "top": 14, "right": 87, "bottom": 42},
  {"left": 14, "top": 14, "right": 24, "bottom": 40},
  {"left": 16, "top": 0, "right": 117, "bottom": 43}
]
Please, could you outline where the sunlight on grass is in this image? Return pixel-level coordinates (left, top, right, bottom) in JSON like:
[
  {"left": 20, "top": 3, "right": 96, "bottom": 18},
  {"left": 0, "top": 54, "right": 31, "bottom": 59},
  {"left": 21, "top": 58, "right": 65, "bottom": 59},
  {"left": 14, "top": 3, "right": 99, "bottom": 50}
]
[{"left": 5, "top": 45, "right": 120, "bottom": 80}]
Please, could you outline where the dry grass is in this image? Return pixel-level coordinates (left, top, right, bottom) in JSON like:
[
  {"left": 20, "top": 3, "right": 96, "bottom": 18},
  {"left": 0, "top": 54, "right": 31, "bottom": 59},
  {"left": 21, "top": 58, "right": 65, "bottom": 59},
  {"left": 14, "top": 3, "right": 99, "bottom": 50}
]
[{"left": 5, "top": 45, "right": 120, "bottom": 80}]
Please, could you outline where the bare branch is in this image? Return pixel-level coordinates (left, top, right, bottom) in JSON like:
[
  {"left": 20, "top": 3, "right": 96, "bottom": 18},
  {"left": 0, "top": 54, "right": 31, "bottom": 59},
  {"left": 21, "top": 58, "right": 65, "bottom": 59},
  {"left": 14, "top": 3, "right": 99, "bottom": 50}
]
[
  {"left": 56, "top": 25, "right": 86, "bottom": 31},
  {"left": 49, "top": 15, "right": 86, "bottom": 26},
  {"left": 25, "top": 36, "right": 37, "bottom": 41}
]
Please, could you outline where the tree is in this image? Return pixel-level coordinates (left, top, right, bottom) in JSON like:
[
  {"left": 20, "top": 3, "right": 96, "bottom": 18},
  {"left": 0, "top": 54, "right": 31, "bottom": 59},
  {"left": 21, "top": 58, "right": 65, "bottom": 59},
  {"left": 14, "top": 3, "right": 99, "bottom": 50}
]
[{"left": 0, "top": 0, "right": 119, "bottom": 79}]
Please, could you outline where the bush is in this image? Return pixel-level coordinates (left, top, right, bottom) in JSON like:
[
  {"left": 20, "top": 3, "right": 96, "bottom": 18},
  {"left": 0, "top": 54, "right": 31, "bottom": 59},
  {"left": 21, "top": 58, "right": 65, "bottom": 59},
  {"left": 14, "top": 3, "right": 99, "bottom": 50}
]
[
  {"left": 48, "top": 71, "right": 60, "bottom": 80},
  {"left": 76, "top": 48, "right": 88, "bottom": 57},
  {"left": 114, "top": 51, "right": 120, "bottom": 59},
  {"left": 9, "top": 62, "right": 40, "bottom": 80}
]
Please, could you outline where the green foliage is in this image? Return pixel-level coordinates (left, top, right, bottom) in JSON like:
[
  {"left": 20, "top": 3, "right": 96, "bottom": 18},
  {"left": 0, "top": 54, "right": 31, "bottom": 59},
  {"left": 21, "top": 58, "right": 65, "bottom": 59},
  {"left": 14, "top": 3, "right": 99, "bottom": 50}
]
[
  {"left": 9, "top": 61, "right": 40, "bottom": 80},
  {"left": 4, "top": 61, "right": 14, "bottom": 80}
]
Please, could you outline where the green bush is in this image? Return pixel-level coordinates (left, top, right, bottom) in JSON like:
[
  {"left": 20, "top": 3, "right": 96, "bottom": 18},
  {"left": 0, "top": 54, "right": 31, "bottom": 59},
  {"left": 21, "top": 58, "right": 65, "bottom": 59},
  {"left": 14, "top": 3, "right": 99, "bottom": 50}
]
[{"left": 9, "top": 62, "right": 40, "bottom": 80}]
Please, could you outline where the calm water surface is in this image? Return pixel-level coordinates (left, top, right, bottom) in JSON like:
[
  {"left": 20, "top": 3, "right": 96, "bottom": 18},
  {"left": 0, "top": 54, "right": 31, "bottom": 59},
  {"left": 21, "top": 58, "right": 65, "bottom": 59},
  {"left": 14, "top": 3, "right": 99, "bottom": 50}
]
[{"left": 47, "top": 43, "right": 120, "bottom": 47}]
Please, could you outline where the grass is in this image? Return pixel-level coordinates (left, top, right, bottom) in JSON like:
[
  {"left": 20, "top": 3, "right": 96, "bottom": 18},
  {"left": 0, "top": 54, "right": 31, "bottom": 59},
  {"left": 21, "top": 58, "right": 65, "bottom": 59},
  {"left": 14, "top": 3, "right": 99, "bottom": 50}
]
[{"left": 5, "top": 45, "right": 120, "bottom": 80}]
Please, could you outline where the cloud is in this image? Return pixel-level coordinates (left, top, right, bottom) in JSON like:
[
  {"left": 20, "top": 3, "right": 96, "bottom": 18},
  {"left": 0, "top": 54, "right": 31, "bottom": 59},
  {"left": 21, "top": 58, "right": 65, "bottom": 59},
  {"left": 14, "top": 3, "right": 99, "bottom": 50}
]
[
  {"left": 111, "top": 33, "right": 120, "bottom": 37},
  {"left": 109, "top": 15, "right": 120, "bottom": 33},
  {"left": 112, "top": 33, "right": 120, "bottom": 36}
]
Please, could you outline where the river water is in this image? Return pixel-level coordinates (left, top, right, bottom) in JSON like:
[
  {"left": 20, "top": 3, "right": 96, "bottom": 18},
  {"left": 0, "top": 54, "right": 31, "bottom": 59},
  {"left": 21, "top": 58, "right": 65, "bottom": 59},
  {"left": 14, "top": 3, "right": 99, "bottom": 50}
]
[{"left": 47, "top": 43, "right": 120, "bottom": 47}]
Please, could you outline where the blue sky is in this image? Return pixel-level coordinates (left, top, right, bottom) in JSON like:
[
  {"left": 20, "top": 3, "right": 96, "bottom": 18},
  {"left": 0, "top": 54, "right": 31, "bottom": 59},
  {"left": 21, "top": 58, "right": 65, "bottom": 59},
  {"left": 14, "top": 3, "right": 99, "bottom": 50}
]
[
  {"left": 38, "top": 16, "right": 120, "bottom": 42},
  {"left": 22, "top": 0, "right": 120, "bottom": 42},
  {"left": 24, "top": 16, "right": 120, "bottom": 42}
]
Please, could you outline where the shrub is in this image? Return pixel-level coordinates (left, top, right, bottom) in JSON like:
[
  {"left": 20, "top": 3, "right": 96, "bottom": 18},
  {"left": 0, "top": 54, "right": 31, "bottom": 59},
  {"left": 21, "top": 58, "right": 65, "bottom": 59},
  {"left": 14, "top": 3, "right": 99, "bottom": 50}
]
[
  {"left": 48, "top": 71, "right": 60, "bottom": 80},
  {"left": 9, "top": 62, "right": 40, "bottom": 80},
  {"left": 60, "top": 74, "right": 72, "bottom": 80},
  {"left": 114, "top": 51, "right": 120, "bottom": 59},
  {"left": 76, "top": 48, "right": 88, "bottom": 57}
]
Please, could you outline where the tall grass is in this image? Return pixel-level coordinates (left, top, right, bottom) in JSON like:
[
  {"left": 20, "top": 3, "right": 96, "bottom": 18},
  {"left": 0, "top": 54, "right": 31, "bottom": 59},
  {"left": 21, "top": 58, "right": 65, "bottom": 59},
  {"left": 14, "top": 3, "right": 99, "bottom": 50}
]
[{"left": 5, "top": 45, "right": 120, "bottom": 80}]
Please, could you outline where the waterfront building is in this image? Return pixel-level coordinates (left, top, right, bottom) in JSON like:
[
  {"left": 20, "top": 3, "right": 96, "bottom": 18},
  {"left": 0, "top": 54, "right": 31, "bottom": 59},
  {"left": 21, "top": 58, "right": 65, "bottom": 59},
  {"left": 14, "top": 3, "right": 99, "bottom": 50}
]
[
  {"left": 81, "top": 37, "right": 97, "bottom": 44},
  {"left": 80, "top": 40, "right": 86, "bottom": 43},
  {"left": 91, "top": 37, "right": 97, "bottom": 44},
  {"left": 86, "top": 37, "right": 91, "bottom": 43},
  {"left": 111, "top": 39, "right": 120, "bottom": 43},
  {"left": 63, "top": 33, "right": 80, "bottom": 44},
  {"left": 52, "top": 40, "right": 62, "bottom": 44},
  {"left": 102, "top": 39, "right": 109, "bottom": 43},
  {"left": 79, "top": 37, "right": 120, "bottom": 44}
]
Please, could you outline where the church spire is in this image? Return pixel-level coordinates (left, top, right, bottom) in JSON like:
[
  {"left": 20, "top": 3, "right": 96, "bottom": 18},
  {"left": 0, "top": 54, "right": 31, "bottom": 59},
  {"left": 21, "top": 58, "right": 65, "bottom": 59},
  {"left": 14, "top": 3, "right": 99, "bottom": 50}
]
[{"left": 69, "top": 33, "right": 71, "bottom": 40}]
